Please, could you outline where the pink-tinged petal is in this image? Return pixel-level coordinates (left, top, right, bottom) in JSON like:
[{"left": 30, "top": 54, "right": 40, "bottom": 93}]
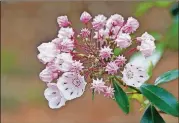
[
  {"left": 80, "top": 11, "right": 92, "bottom": 24},
  {"left": 57, "top": 16, "right": 71, "bottom": 27},
  {"left": 106, "top": 14, "right": 124, "bottom": 29},
  {"left": 114, "top": 55, "right": 127, "bottom": 67},
  {"left": 105, "top": 62, "right": 119, "bottom": 75},
  {"left": 92, "top": 15, "right": 107, "bottom": 30},
  {"left": 122, "top": 17, "right": 139, "bottom": 34},
  {"left": 99, "top": 46, "right": 113, "bottom": 59},
  {"left": 91, "top": 78, "right": 106, "bottom": 94},
  {"left": 115, "top": 33, "right": 132, "bottom": 49},
  {"left": 103, "top": 86, "right": 114, "bottom": 98}
]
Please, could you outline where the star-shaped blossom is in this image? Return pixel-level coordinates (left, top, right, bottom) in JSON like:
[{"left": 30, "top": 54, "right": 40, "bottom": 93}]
[
  {"left": 103, "top": 86, "right": 115, "bottom": 98},
  {"left": 80, "top": 28, "right": 90, "bottom": 38},
  {"left": 91, "top": 78, "right": 106, "bottom": 94},
  {"left": 114, "top": 55, "right": 127, "bottom": 67},
  {"left": 70, "top": 60, "right": 84, "bottom": 73},
  {"left": 105, "top": 62, "right": 119, "bottom": 75},
  {"left": 99, "top": 46, "right": 113, "bottom": 59}
]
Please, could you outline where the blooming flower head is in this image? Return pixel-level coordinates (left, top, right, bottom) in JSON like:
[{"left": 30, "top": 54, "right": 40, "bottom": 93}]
[
  {"left": 80, "top": 11, "right": 92, "bottom": 24},
  {"left": 57, "top": 72, "right": 87, "bottom": 100},
  {"left": 55, "top": 53, "right": 73, "bottom": 72},
  {"left": 37, "top": 42, "right": 57, "bottom": 64},
  {"left": 99, "top": 46, "right": 113, "bottom": 59},
  {"left": 91, "top": 78, "right": 106, "bottom": 94},
  {"left": 57, "top": 16, "right": 71, "bottom": 27},
  {"left": 58, "top": 27, "right": 74, "bottom": 39},
  {"left": 70, "top": 60, "right": 84, "bottom": 73},
  {"left": 121, "top": 63, "right": 149, "bottom": 88},
  {"left": 93, "top": 28, "right": 109, "bottom": 45},
  {"left": 115, "top": 33, "right": 132, "bottom": 49},
  {"left": 44, "top": 83, "right": 66, "bottom": 109},
  {"left": 52, "top": 38, "right": 74, "bottom": 53},
  {"left": 103, "top": 86, "right": 114, "bottom": 98},
  {"left": 106, "top": 14, "right": 124, "bottom": 29},
  {"left": 122, "top": 17, "right": 139, "bottom": 34},
  {"left": 137, "top": 39, "right": 156, "bottom": 57},
  {"left": 115, "top": 55, "right": 127, "bottom": 67},
  {"left": 92, "top": 14, "right": 107, "bottom": 30},
  {"left": 80, "top": 28, "right": 90, "bottom": 38},
  {"left": 105, "top": 62, "right": 119, "bottom": 75},
  {"left": 137, "top": 32, "right": 155, "bottom": 42},
  {"left": 39, "top": 68, "right": 58, "bottom": 83}
]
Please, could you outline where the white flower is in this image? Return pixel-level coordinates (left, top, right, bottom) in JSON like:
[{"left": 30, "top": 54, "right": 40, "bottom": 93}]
[
  {"left": 52, "top": 38, "right": 74, "bottom": 53},
  {"left": 115, "top": 33, "right": 132, "bottom": 48},
  {"left": 57, "top": 72, "right": 87, "bottom": 100},
  {"left": 91, "top": 78, "right": 106, "bottom": 94},
  {"left": 37, "top": 42, "right": 57, "bottom": 64},
  {"left": 57, "top": 16, "right": 71, "bottom": 27},
  {"left": 39, "top": 68, "right": 58, "bottom": 83},
  {"left": 122, "top": 17, "right": 139, "bottom": 34},
  {"left": 58, "top": 27, "right": 74, "bottom": 39},
  {"left": 44, "top": 83, "right": 66, "bottom": 109},
  {"left": 121, "top": 63, "right": 149, "bottom": 88},
  {"left": 137, "top": 32, "right": 155, "bottom": 42},
  {"left": 137, "top": 39, "right": 156, "bottom": 57},
  {"left": 106, "top": 14, "right": 124, "bottom": 29},
  {"left": 99, "top": 46, "right": 113, "bottom": 59},
  {"left": 103, "top": 86, "right": 114, "bottom": 98},
  {"left": 55, "top": 53, "right": 73, "bottom": 72},
  {"left": 92, "top": 14, "right": 107, "bottom": 30},
  {"left": 80, "top": 11, "right": 92, "bottom": 24}
]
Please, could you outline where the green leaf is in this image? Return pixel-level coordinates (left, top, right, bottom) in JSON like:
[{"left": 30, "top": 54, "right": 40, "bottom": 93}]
[
  {"left": 134, "top": 2, "right": 154, "bottom": 17},
  {"left": 155, "top": 69, "right": 179, "bottom": 85},
  {"left": 147, "top": 61, "right": 153, "bottom": 77},
  {"left": 140, "top": 105, "right": 165, "bottom": 123},
  {"left": 140, "top": 84, "right": 179, "bottom": 117},
  {"left": 113, "top": 48, "right": 122, "bottom": 56},
  {"left": 113, "top": 79, "right": 129, "bottom": 114}
]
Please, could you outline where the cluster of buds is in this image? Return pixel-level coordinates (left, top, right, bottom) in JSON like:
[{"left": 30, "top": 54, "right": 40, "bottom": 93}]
[{"left": 37, "top": 11, "right": 156, "bottom": 109}]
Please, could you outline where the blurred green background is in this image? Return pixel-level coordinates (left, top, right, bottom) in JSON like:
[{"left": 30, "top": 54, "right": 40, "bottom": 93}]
[{"left": 1, "top": 1, "right": 178, "bottom": 123}]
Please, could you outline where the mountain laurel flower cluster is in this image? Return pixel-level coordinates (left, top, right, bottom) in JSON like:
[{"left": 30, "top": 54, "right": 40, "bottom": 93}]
[{"left": 37, "top": 11, "right": 157, "bottom": 109}]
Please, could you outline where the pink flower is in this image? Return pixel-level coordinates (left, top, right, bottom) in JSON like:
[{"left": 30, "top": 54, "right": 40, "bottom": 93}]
[
  {"left": 122, "top": 63, "right": 149, "bottom": 87},
  {"left": 99, "top": 46, "right": 113, "bottom": 59},
  {"left": 58, "top": 27, "right": 74, "bottom": 39},
  {"left": 92, "top": 15, "right": 107, "bottom": 30},
  {"left": 52, "top": 38, "right": 74, "bottom": 53},
  {"left": 122, "top": 17, "right": 139, "bottom": 34},
  {"left": 91, "top": 78, "right": 106, "bottom": 94},
  {"left": 106, "top": 14, "right": 124, "bottom": 29},
  {"left": 137, "top": 39, "right": 156, "bottom": 57},
  {"left": 57, "top": 72, "right": 87, "bottom": 100},
  {"left": 70, "top": 60, "right": 84, "bottom": 73},
  {"left": 37, "top": 42, "right": 57, "bottom": 64},
  {"left": 105, "top": 62, "right": 119, "bottom": 75},
  {"left": 44, "top": 83, "right": 66, "bottom": 109},
  {"left": 80, "top": 28, "right": 90, "bottom": 38},
  {"left": 80, "top": 11, "right": 92, "bottom": 24},
  {"left": 137, "top": 32, "right": 155, "bottom": 42},
  {"left": 39, "top": 68, "right": 58, "bottom": 83},
  {"left": 57, "top": 16, "right": 71, "bottom": 28},
  {"left": 54, "top": 53, "right": 73, "bottom": 72},
  {"left": 93, "top": 29, "right": 108, "bottom": 45},
  {"left": 115, "top": 33, "right": 132, "bottom": 48},
  {"left": 114, "top": 55, "right": 127, "bottom": 67},
  {"left": 104, "top": 86, "right": 114, "bottom": 98}
]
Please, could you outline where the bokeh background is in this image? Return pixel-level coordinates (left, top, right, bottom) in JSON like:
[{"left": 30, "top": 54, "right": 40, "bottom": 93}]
[{"left": 1, "top": 1, "right": 178, "bottom": 123}]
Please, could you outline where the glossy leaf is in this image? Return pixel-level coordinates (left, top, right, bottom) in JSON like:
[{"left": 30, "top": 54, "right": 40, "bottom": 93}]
[
  {"left": 113, "top": 48, "right": 122, "bottom": 56},
  {"left": 140, "top": 105, "right": 165, "bottom": 123},
  {"left": 113, "top": 79, "right": 129, "bottom": 114},
  {"left": 140, "top": 84, "right": 179, "bottom": 117},
  {"left": 155, "top": 69, "right": 179, "bottom": 85}
]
